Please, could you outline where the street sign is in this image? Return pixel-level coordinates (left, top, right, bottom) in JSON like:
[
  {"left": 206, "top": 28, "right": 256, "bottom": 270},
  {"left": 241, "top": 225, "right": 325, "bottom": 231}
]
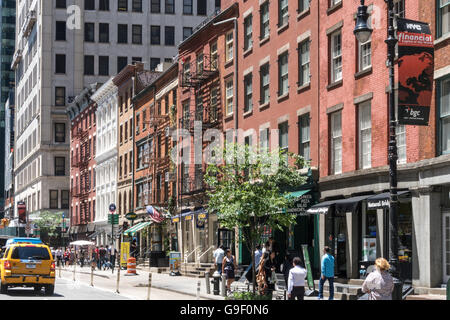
[
  {"left": 125, "top": 212, "right": 137, "bottom": 220},
  {"left": 108, "top": 214, "right": 119, "bottom": 225},
  {"left": 109, "top": 203, "right": 117, "bottom": 212}
]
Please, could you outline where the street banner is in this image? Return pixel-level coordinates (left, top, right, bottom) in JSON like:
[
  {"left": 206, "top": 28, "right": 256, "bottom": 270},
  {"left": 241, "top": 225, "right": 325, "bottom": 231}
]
[
  {"left": 120, "top": 242, "right": 130, "bottom": 267},
  {"left": 301, "top": 245, "right": 315, "bottom": 290},
  {"left": 397, "top": 18, "right": 434, "bottom": 126}
]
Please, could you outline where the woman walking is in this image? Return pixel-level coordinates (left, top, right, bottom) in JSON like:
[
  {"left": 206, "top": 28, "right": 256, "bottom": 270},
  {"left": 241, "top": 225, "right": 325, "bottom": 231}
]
[
  {"left": 256, "top": 252, "right": 269, "bottom": 295},
  {"left": 262, "top": 251, "right": 277, "bottom": 299},
  {"left": 362, "top": 258, "right": 394, "bottom": 300},
  {"left": 222, "top": 249, "right": 237, "bottom": 294}
]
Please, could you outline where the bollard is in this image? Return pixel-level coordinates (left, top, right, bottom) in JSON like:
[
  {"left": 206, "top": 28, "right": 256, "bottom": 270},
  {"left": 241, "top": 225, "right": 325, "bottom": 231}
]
[
  {"left": 213, "top": 271, "right": 220, "bottom": 295},
  {"left": 205, "top": 272, "right": 210, "bottom": 295},
  {"left": 59, "top": 263, "right": 62, "bottom": 278},
  {"left": 147, "top": 273, "right": 152, "bottom": 300},
  {"left": 221, "top": 274, "right": 226, "bottom": 297},
  {"left": 73, "top": 262, "right": 76, "bottom": 282},
  {"left": 116, "top": 251, "right": 121, "bottom": 294},
  {"left": 196, "top": 278, "right": 201, "bottom": 300},
  {"left": 90, "top": 264, "right": 94, "bottom": 287}
]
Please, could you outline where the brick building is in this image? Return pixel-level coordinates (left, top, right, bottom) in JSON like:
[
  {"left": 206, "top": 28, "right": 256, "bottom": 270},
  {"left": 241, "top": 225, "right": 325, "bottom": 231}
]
[{"left": 67, "top": 85, "right": 99, "bottom": 240}]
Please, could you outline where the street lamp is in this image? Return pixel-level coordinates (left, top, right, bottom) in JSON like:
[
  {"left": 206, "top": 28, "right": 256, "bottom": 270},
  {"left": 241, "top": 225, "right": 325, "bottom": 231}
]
[{"left": 354, "top": 0, "right": 403, "bottom": 300}]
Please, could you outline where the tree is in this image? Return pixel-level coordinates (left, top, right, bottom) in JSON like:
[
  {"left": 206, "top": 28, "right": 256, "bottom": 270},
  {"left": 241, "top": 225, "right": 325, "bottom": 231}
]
[
  {"left": 34, "top": 211, "right": 63, "bottom": 244},
  {"left": 205, "top": 143, "right": 308, "bottom": 294}
]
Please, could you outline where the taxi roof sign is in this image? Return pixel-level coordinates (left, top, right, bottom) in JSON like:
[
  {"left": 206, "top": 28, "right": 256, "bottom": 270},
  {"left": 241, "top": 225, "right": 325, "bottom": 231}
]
[{"left": 6, "top": 238, "right": 43, "bottom": 245}]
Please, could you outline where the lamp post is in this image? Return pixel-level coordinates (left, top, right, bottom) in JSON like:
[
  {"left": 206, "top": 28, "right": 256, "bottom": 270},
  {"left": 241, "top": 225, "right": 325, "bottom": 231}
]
[{"left": 354, "top": 0, "right": 403, "bottom": 300}]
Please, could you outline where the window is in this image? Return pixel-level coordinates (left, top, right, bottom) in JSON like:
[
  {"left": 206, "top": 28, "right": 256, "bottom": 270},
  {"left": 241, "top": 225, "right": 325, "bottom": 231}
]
[
  {"left": 55, "top": 157, "right": 66, "bottom": 176},
  {"left": 260, "top": 128, "right": 269, "bottom": 151},
  {"left": 198, "top": 0, "right": 207, "bottom": 15},
  {"left": 85, "top": 0, "right": 95, "bottom": 10},
  {"left": 210, "top": 41, "right": 218, "bottom": 68},
  {"left": 55, "top": 87, "right": 66, "bottom": 106},
  {"left": 330, "top": 30, "right": 342, "bottom": 83},
  {"left": 438, "top": 0, "right": 450, "bottom": 37},
  {"left": 358, "top": 38, "right": 372, "bottom": 72},
  {"left": 132, "top": 25, "right": 142, "bottom": 44},
  {"left": 244, "top": 15, "right": 253, "bottom": 51},
  {"left": 151, "top": 0, "right": 161, "bottom": 13},
  {"left": 279, "top": 121, "right": 289, "bottom": 160},
  {"left": 55, "top": 21, "right": 66, "bottom": 41},
  {"left": 331, "top": 111, "right": 342, "bottom": 174},
  {"left": 56, "top": 0, "right": 66, "bottom": 8},
  {"left": 61, "top": 190, "right": 69, "bottom": 209},
  {"left": 99, "top": 0, "right": 110, "bottom": 11},
  {"left": 260, "top": 1, "right": 270, "bottom": 40},
  {"left": 225, "top": 31, "right": 233, "bottom": 62},
  {"left": 196, "top": 52, "right": 204, "bottom": 74},
  {"left": 438, "top": 77, "right": 450, "bottom": 154},
  {"left": 358, "top": 101, "right": 372, "bottom": 169},
  {"left": 55, "top": 54, "right": 66, "bottom": 74},
  {"left": 260, "top": 63, "right": 270, "bottom": 105},
  {"left": 132, "top": 0, "right": 143, "bottom": 12},
  {"left": 165, "top": 26, "right": 175, "bottom": 45},
  {"left": 166, "top": 0, "right": 175, "bottom": 14},
  {"left": 85, "top": 22, "right": 95, "bottom": 42},
  {"left": 55, "top": 123, "right": 66, "bottom": 143},
  {"left": 98, "top": 56, "right": 109, "bottom": 76},
  {"left": 215, "top": 0, "right": 221, "bottom": 11},
  {"left": 50, "top": 190, "right": 59, "bottom": 209},
  {"left": 225, "top": 78, "right": 234, "bottom": 116},
  {"left": 244, "top": 74, "right": 253, "bottom": 113},
  {"left": 84, "top": 55, "right": 95, "bottom": 75},
  {"left": 210, "top": 86, "right": 218, "bottom": 120},
  {"left": 183, "top": 27, "right": 193, "bottom": 40},
  {"left": 132, "top": 57, "right": 142, "bottom": 63},
  {"left": 299, "top": 0, "right": 310, "bottom": 12},
  {"left": 99, "top": 23, "right": 109, "bottom": 43},
  {"left": 330, "top": 0, "right": 342, "bottom": 7},
  {"left": 278, "top": 51, "right": 289, "bottom": 96},
  {"left": 298, "top": 40, "right": 310, "bottom": 86},
  {"left": 118, "top": 24, "right": 128, "bottom": 43},
  {"left": 299, "top": 114, "right": 310, "bottom": 160},
  {"left": 117, "top": 56, "right": 128, "bottom": 73},
  {"left": 278, "top": 0, "right": 289, "bottom": 27},
  {"left": 183, "top": 0, "right": 193, "bottom": 14},
  {"left": 151, "top": 26, "right": 161, "bottom": 45},
  {"left": 150, "top": 58, "right": 161, "bottom": 71},
  {"left": 394, "top": 0, "right": 405, "bottom": 18},
  {"left": 118, "top": 0, "right": 128, "bottom": 11},
  {"left": 136, "top": 113, "right": 140, "bottom": 134}
]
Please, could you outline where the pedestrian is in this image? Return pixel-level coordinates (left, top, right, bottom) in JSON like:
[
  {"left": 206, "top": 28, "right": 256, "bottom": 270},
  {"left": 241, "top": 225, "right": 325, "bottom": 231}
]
[
  {"left": 318, "top": 246, "right": 335, "bottom": 300},
  {"left": 256, "top": 252, "right": 269, "bottom": 295},
  {"left": 213, "top": 245, "right": 225, "bottom": 275},
  {"left": 130, "top": 239, "right": 137, "bottom": 258},
  {"left": 99, "top": 246, "right": 106, "bottom": 268},
  {"left": 56, "top": 248, "right": 63, "bottom": 267},
  {"left": 64, "top": 248, "right": 70, "bottom": 267},
  {"left": 95, "top": 246, "right": 101, "bottom": 270},
  {"left": 262, "top": 241, "right": 270, "bottom": 254},
  {"left": 281, "top": 253, "right": 293, "bottom": 286},
  {"left": 262, "top": 250, "right": 277, "bottom": 299},
  {"left": 221, "top": 249, "right": 237, "bottom": 293},
  {"left": 287, "top": 257, "right": 307, "bottom": 300},
  {"left": 362, "top": 258, "right": 394, "bottom": 300},
  {"left": 254, "top": 245, "right": 263, "bottom": 267},
  {"left": 79, "top": 249, "right": 85, "bottom": 268},
  {"left": 110, "top": 245, "right": 117, "bottom": 269}
]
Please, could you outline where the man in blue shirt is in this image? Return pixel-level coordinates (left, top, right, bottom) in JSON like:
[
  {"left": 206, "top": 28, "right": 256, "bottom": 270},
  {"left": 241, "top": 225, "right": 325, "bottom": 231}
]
[
  {"left": 254, "top": 245, "right": 262, "bottom": 267},
  {"left": 318, "top": 246, "right": 335, "bottom": 300}
]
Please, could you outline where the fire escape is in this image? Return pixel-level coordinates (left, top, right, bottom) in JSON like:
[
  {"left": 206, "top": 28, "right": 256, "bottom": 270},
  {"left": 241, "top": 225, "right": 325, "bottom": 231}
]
[
  {"left": 179, "top": 54, "right": 220, "bottom": 201},
  {"left": 72, "top": 128, "right": 90, "bottom": 225}
]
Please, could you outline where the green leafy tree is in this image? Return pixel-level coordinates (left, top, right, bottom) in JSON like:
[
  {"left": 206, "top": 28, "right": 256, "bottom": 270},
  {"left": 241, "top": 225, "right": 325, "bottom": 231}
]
[
  {"left": 205, "top": 143, "right": 308, "bottom": 294},
  {"left": 35, "top": 211, "right": 63, "bottom": 244}
]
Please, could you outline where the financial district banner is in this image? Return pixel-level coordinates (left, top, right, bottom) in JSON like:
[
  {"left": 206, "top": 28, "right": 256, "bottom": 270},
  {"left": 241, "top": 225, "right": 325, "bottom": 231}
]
[{"left": 397, "top": 18, "right": 434, "bottom": 126}]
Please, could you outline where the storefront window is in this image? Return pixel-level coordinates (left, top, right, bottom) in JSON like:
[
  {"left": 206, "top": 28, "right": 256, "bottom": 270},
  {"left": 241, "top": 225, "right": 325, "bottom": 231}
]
[{"left": 362, "top": 208, "right": 377, "bottom": 262}]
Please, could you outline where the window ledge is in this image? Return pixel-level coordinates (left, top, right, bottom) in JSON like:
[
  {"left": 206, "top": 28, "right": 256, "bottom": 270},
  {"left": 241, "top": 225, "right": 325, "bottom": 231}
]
[
  {"left": 243, "top": 109, "right": 253, "bottom": 118},
  {"left": 277, "top": 23, "right": 289, "bottom": 34},
  {"left": 277, "top": 93, "right": 289, "bottom": 103},
  {"left": 327, "top": 2, "right": 343, "bottom": 15},
  {"left": 243, "top": 47, "right": 253, "bottom": 57},
  {"left": 354, "top": 67, "right": 372, "bottom": 80},
  {"left": 224, "top": 114, "right": 234, "bottom": 122},
  {"left": 259, "top": 36, "right": 270, "bottom": 47},
  {"left": 297, "top": 8, "right": 310, "bottom": 21},
  {"left": 297, "top": 82, "right": 311, "bottom": 93},
  {"left": 434, "top": 32, "right": 450, "bottom": 46},
  {"left": 224, "top": 60, "right": 234, "bottom": 69},
  {"left": 327, "top": 79, "right": 343, "bottom": 91},
  {"left": 259, "top": 102, "right": 270, "bottom": 110}
]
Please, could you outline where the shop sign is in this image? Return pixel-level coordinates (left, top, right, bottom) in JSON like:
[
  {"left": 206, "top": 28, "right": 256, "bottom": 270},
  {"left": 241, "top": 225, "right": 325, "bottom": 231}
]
[
  {"left": 171, "top": 217, "right": 180, "bottom": 223},
  {"left": 120, "top": 242, "right": 130, "bottom": 267},
  {"left": 184, "top": 214, "right": 193, "bottom": 221},
  {"left": 286, "top": 193, "right": 314, "bottom": 215},
  {"left": 126, "top": 212, "right": 138, "bottom": 220},
  {"left": 169, "top": 252, "right": 181, "bottom": 272}
]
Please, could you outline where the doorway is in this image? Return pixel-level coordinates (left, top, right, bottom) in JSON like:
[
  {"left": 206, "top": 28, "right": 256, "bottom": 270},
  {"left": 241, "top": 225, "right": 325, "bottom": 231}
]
[
  {"left": 443, "top": 212, "right": 450, "bottom": 284},
  {"left": 218, "top": 228, "right": 235, "bottom": 254}
]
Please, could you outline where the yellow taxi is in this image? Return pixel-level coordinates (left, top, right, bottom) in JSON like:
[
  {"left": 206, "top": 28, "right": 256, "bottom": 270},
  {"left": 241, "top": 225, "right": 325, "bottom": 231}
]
[{"left": 0, "top": 240, "right": 55, "bottom": 295}]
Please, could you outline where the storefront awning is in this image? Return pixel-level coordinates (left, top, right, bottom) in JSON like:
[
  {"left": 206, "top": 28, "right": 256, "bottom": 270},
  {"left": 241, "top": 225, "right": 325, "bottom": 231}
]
[
  {"left": 123, "top": 221, "right": 152, "bottom": 236},
  {"left": 366, "top": 191, "right": 411, "bottom": 209},
  {"left": 306, "top": 194, "right": 373, "bottom": 215},
  {"left": 306, "top": 200, "right": 337, "bottom": 215},
  {"left": 284, "top": 189, "right": 311, "bottom": 199}
]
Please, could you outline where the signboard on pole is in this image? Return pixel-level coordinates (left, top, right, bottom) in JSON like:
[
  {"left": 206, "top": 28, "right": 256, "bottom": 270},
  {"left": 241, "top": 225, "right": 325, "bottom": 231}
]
[
  {"left": 169, "top": 252, "right": 181, "bottom": 273},
  {"left": 397, "top": 18, "right": 434, "bottom": 126},
  {"left": 301, "top": 245, "right": 315, "bottom": 291}
]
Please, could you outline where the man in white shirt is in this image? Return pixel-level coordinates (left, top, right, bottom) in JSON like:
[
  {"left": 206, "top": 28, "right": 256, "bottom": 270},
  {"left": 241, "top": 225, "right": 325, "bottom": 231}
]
[
  {"left": 287, "top": 257, "right": 307, "bottom": 300},
  {"left": 213, "top": 245, "right": 225, "bottom": 275}
]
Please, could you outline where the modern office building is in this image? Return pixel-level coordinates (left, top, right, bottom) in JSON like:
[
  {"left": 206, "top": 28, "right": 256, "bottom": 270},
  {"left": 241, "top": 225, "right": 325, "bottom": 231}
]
[
  {"left": 11, "top": 0, "right": 219, "bottom": 223},
  {"left": 0, "top": 0, "right": 16, "bottom": 216}
]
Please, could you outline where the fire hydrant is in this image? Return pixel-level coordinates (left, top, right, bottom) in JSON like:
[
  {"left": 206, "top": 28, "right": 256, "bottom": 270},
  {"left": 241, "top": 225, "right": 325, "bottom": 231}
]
[{"left": 213, "top": 271, "right": 220, "bottom": 295}]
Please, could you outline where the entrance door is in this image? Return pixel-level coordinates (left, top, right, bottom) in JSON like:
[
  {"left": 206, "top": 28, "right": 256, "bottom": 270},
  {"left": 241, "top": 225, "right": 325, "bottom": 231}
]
[
  {"left": 443, "top": 212, "right": 450, "bottom": 284},
  {"left": 218, "top": 228, "right": 235, "bottom": 254},
  {"left": 334, "top": 216, "right": 347, "bottom": 278}
]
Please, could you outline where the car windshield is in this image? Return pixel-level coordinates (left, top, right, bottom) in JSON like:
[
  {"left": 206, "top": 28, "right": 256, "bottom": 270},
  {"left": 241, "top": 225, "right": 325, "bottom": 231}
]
[{"left": 11, "top": 247, "right": 50, "bottom": 260}]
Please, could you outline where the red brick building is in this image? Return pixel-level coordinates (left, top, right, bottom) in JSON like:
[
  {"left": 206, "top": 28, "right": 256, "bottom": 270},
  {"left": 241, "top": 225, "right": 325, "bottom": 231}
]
[{"left": 67, "top": 85, "right": 99, "bottom": 240}]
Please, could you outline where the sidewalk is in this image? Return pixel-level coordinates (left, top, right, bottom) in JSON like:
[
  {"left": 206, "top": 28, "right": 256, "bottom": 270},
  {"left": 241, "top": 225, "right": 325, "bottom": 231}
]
[{"left": 57, "top": 265, "right": 224, "bottom": 300}]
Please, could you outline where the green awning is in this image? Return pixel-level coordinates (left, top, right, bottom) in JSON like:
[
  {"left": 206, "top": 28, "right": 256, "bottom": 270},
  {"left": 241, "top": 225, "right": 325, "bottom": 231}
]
[
  {"left": 123, "top": 221, "right": 152, "bottom": 236},
  {"left": 284, "top": 189, "right": 311, "bottom": 199}
]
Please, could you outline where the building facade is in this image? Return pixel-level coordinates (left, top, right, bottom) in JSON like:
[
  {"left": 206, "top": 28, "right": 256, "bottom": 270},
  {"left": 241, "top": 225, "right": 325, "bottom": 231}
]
[
  {"left": 0, "top": 0, "right": 16, "bottom": 216},
  {"left": 92, "top": 78, "right": 117, "bottom": 245},
  {"left": 3, "top": 94, "right": 15, "bottom": 222},
  {"left": 67, "top": 84, "right": 99, "bottom": 240}
]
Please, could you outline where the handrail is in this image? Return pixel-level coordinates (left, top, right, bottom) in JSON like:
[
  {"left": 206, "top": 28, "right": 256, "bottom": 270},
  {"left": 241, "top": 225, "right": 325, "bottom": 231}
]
[
  {"left": 184, "top": 246, "right": 201, "bottom": 263},
  {"left": 197, "top": 245, "right": 215, "bottom": 261}
]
